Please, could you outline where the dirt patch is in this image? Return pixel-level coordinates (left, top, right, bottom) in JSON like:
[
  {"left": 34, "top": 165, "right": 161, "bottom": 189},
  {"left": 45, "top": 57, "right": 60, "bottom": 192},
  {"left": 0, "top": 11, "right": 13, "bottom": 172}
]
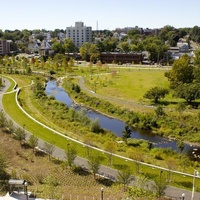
[{"left": 0, "top": 131, "right": 124, "bottom": 199}]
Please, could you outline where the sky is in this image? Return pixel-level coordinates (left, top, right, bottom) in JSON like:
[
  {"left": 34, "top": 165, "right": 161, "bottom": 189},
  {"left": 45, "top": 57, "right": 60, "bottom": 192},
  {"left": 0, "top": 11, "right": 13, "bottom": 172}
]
[{"left": 1, "top": 0, "right": 200, "bottom": 31}]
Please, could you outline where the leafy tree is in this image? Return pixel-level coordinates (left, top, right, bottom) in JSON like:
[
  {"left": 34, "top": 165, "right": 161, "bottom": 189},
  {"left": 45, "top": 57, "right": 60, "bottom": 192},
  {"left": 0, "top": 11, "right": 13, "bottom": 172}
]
[
  {"left": 158, "top": 25, "right": 175, "bottom": 41},
  {"left": 153, "top": 171, "right": 167, "bottom": 198},
  {"left": 52, "top": 41, "right": 65, "bottom": 54},
  {"left": 190, "top": 26, "right": 200, "bottom": 43},
  {"left": 128, "top": 149, "right": 144, "bottom": 174},
  {"left": 15, "top": 126, "right": 27, "bottom": 145},
  {"left": 177, "top": 140, "right": 185, "bottom": 153},
  {"left": 122, "top": 125, "right": 131, "bottom": 143},
  {"left": 6, "top": 119, "right": 15, "bottom": 134},
  {"left": 118, "top": 41, "right": 130, "bottom": 52},
  {"left": 29, "top": 135, "right": 38, "bottom": 152},
  {"left": 0, "top": 153, "right": 7, "bottom": 179},
  {"left": 155, "top": 105, "right": 165, "bottom": 117},
  {"left": 65, "top": 144, "right": 77, "bottom": 169},
  {"left": 193, "top": 49, "right": 200, "bottom": 67},
  {"left": 43, "top": 142, "right": 55, "bottom": 160},
  {"left": 0, "top": 110, "right": 7, "bottom": 130},
  {"left": 80, "top": 42, "right": 100, "bottom": 62},
  {"left": 143, "top": 87, "right": 169, "bottom": 103},
  {"left": 90, "top": 118, "right": 101, "bottom": 133},
  {"left": 87, "top": 154, "right": 102, "bottom": 179},
  {"left": 104, "top": 141, "right": 117, "bottom": 165},
  {"left": 174, "top": 83, "right": 200, "bottom": 104},
  {"left": 117, "top": 166, "right": 134, "bottom": 191},
  {"left": 64, "top": 38, "right": 76, "bottom": 53},
  {"left": 165, "top": 55, "right": 194, "bottom": 89},
  {"left": 35, "top": 34, "right": 44, "bottom": 41}
]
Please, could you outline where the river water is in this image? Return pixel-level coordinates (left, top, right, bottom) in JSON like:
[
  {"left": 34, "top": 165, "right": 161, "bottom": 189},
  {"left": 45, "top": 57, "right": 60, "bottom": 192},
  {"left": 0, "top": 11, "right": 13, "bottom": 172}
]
[{"left": 45, "top": 80, "right": 197, "bottom": 155}]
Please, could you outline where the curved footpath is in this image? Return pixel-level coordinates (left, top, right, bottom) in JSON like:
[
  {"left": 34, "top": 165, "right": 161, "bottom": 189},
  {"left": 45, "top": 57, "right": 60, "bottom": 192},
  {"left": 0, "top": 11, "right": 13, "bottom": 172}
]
[{"left": 0, "top": 77, "right": 200, "bottom": 199}]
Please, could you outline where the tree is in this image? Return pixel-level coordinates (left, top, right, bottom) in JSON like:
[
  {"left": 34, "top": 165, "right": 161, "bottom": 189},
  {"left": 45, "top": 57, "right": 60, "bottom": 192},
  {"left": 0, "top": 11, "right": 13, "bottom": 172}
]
[
  {"left": 15, "top": 126, "right": 27, "bottom": 145},
  {"left": 143, "top": 87, "right": 169, "bottom": 103},
  {"left": 122, "top": 125, "right": 131, "bottom": 143},
  {"left": 118, "top": 41, "right": 130, "bottom": 52},
  {"left": 104, "top": 141, "right": 117, "bottom": 165},
  {"left": 174, "top": 83, "right": 200, "bottom": 104},
  {"left": 117, "top": 166, "right": 133, "bottom": 191},
  {"left": 29, "top": 135, "right": 38, "bottom": 152},
  {"left": 65, "top": 144, "right": 77, "bottom": 169},
  {"left": 43, "top": 142, "right": 55, "bottom": 160},
  {"left": 79, "top": 42, "right": 100, "bottom": 62},
  {"left": 6, "top": 119, "right": 15, "bottom": 134},
  {"left": 153, "top": 171, "right": 167, "bottom": 198},
  {"left": 0, "top": 110, "right": 7, "bottom": 130},
  {"left": 87, "top": 154, "right": 101, "bottom": 179},
  {"left": 165, "top": 54, "right": 194, "bottom": 89},
  {"left": 63, "top": 38, "right": 76, "bottom": 53},
  {"left": 127, "top": 149, "right": 144, "bottom": 174},
  {"left": 193, "top": 49, "right": 200, "bottom": 67},
  {"left": 90, "top": 119, "right": 101, "bottom": 133},
  {"left": 52, "top": 41, "right": 65, "bottom": 54},
  {"left": 165, "top": 157, "right": 177, "bottom": 182},
  {"left": 155, "top": 105, "right": 165, "bottom": 117},
  {"left": 0, "top": 153, "right": 7, "bottom": 179}
]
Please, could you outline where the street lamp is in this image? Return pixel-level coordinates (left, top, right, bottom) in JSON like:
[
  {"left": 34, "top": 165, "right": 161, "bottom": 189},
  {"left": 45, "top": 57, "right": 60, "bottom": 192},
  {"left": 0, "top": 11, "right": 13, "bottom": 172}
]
[
  {"left": 191, "top": 169, "right": 199, "bottom": 200},
  {"left": 159, "top": 170, "right": 163, "bottom": 200},
  {"left": 24, "top": 181, "right": 28, "bottom": 200},
  {"left": 101, "top": 187, "right": 104, "bottom": 200}
]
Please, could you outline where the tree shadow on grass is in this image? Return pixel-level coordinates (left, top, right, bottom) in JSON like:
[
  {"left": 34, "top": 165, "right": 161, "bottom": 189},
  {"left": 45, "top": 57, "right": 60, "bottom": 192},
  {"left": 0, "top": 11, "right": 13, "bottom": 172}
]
[
  {"left": 96, "top": 177, "right": 114, "bottom": 186},
  {"left": 73, "top": 166, "right": 91, "bottom": 176},
  {"left": 174, "top": 181, "right": 192, "bottom": 188}
]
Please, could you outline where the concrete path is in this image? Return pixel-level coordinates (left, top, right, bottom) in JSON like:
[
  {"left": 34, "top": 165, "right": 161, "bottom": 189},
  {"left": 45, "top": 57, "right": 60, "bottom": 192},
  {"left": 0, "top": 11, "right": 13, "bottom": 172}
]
[{"left": 1, "top": 77, "right": 200, "bottom": 200}]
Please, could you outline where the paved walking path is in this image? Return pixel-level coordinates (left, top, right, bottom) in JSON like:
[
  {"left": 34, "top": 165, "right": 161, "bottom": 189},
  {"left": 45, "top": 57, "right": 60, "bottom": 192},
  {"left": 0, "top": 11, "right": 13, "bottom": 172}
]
[{"left": 1, "top": 77, "right": 200, "bottom": 200}]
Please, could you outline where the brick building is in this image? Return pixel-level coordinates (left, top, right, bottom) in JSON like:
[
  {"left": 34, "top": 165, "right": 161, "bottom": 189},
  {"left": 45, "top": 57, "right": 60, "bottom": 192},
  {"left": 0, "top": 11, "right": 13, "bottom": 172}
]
[{"left": 100, "top": 52, "right": 142, "bottom": 64}]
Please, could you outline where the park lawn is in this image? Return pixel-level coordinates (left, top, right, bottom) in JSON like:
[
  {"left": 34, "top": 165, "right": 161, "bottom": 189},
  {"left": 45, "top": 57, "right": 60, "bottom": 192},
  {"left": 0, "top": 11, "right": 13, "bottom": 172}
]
[{"left": 83, "top": 68, "right": 171, "bottom": 103}]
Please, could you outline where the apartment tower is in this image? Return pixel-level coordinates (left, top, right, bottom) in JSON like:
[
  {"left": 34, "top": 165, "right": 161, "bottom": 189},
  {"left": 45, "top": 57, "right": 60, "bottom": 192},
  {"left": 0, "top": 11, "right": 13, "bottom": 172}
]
[{"left": 66, "top": 22, "right": 92, "bottom": 48}]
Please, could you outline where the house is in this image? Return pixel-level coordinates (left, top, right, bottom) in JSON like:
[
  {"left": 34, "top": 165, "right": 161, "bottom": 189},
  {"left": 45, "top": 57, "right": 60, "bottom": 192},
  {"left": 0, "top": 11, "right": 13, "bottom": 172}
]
[
  {"left": 28, "top": 40, "right": 41, "bottom": 53},
  {"left": 39, "top": 39, "right": 54, "bottom": 56}
]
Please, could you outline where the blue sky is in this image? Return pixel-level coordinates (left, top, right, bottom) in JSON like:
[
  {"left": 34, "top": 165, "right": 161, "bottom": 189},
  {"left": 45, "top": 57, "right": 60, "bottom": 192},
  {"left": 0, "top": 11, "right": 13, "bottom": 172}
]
[{"left": 1, "top": 0, "right": 200, "bottom": 31}]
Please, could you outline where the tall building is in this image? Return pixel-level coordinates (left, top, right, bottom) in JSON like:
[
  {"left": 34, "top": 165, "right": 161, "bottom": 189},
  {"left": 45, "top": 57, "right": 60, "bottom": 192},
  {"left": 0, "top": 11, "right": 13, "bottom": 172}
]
[
  {"left": 66, "top": 22, "right": 92, "bottom": 48},
  {"left": 0, "top": 40, "right": 10, "bottom": 55}
]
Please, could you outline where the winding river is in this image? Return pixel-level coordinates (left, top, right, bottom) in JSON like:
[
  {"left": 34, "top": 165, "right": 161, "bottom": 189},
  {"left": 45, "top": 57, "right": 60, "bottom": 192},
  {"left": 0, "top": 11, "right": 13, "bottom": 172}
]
[{"left": 45, "top": 80, "right": 197, "bottom": 155}]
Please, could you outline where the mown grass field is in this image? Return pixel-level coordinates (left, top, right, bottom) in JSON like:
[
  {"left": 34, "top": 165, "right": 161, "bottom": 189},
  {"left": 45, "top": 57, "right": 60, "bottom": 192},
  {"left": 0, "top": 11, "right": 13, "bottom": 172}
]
[{"left": 79, "top": 67, "right": 171, "bottom": 103}]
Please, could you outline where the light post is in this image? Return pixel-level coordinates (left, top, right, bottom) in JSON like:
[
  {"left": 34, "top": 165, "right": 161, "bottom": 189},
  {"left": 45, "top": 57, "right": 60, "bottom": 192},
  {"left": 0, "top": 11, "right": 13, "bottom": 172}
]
[
  {"left": 191, "top": 148, "right": 200, "bottom": 200},
  {"left": 24, "top": 181, "right": 28, "bottom": 200},
  {"left": 101, "top": 187, "right": 104, "bottom": 200},
  {"left": 191, "top": 169, "right": 199, "bottom": 200},
  {"left": 159, "top": 170, "right": 163, "bottom": 200}
]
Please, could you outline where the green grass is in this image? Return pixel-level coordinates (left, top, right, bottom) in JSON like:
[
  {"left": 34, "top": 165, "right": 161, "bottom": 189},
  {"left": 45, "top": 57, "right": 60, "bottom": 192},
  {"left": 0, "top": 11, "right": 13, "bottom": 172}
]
[
  {"left": 81, "top": 68, "right": 170, "bottom": 103},
  {"left": 2, "top": 74, "right": 200, "bottom": 191}
]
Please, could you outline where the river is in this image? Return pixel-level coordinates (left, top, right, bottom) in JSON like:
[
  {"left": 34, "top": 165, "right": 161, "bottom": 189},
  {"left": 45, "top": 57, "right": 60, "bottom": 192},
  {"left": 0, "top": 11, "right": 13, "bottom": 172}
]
[{"left": 45, "top": 80, "right": 197, "bottom": 155}]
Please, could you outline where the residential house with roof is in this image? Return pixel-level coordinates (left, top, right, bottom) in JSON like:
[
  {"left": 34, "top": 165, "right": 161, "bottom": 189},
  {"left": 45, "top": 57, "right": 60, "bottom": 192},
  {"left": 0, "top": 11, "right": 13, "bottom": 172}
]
[{"left": 39, "top": 39, "right": 54, "bottom": 56}]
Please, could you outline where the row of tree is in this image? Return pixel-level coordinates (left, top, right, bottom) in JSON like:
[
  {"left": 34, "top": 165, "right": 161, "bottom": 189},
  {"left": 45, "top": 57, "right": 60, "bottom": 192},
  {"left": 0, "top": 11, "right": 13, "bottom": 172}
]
[{"left": 1, "top": 25, "right": 200, "bottom": 63}]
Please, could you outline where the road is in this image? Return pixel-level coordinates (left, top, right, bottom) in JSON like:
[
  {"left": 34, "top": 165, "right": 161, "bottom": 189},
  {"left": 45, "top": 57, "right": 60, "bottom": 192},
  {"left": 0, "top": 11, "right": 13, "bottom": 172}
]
[{"left": 1, "top": 76, "right": 200, "bottom": 199}]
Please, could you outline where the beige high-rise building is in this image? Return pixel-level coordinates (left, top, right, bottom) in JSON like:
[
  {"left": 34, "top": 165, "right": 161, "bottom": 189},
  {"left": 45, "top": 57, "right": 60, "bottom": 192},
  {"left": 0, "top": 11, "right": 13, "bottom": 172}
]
[{"left": 66, "top": 22, "right": 92, "bottom": 48}]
